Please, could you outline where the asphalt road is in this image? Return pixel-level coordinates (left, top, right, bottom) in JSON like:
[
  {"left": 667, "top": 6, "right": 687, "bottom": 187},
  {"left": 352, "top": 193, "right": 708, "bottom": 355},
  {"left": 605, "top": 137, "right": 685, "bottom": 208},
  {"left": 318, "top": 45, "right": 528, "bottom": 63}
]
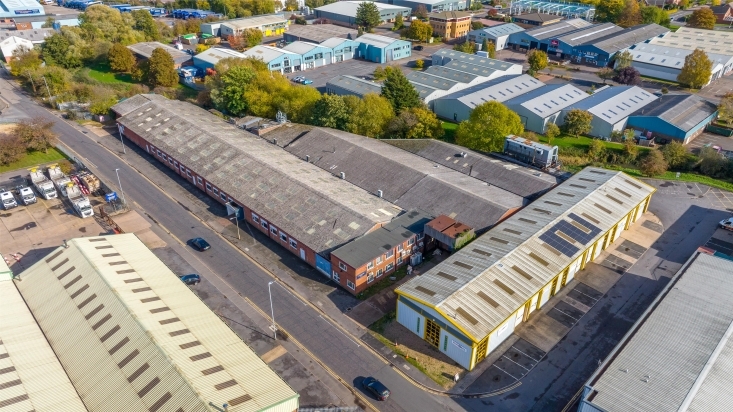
[{"left": 0, "top": 74, "right": 463, "bottom": 412}]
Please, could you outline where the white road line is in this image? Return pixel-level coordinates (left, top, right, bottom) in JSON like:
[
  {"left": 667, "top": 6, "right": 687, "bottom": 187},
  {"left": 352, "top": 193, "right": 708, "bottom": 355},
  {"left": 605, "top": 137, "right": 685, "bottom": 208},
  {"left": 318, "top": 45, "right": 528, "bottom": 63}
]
[
  {"left": 275, "top": 281, "right": 307, "bottom": 306},
  {"left": 572, "top": 288, "right": 600, "bottom": 302},
  {"left": 502, "top": 355, "right": 530, "bottom": 372},
  {"left": 511, "top": 346, "right": 541, "bottom": 363},
  {"left": 492, "top": 364, "right": 521, "bottom": 381},
  {"left": 552, "top": 306, "right": 581, "bottom": 322},
  {"left": 318, "top": 315, "right": 360, "bottom": 348}
]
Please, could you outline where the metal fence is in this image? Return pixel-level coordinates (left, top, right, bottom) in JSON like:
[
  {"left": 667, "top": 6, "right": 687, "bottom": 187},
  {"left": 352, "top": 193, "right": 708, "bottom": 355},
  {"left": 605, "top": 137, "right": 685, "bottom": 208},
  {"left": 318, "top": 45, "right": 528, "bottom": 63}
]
[{"left": 706, "top": 124, "right": 733, "bottom": 137}]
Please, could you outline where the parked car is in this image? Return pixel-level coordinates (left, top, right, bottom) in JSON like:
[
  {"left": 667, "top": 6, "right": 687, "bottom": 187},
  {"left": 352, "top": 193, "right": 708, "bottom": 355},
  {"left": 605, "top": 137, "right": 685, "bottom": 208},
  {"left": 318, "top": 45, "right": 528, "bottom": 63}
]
[
  {"left": 179, "top": 274, "right": 201, "bottom": 285},
  {"left": 189, "top": 237, "right": 211, "bottom": 251},
  {"left": 720, "top": 217, "right": 733, "bottom": 231},
  {"left": 362, "top": 377, "right": 390, "bottom": 401},
  {"left": 413, "top": 45, "right": 424, "bottom": 51},
  {"left": 301, "top": 78, "right": 313, "bottom": 85},
  {"left": 292, "top": 76, "right": 304, "bottom": 83},
  {"left": 0, "top": 188, "right": 17, "bottom": 210}
]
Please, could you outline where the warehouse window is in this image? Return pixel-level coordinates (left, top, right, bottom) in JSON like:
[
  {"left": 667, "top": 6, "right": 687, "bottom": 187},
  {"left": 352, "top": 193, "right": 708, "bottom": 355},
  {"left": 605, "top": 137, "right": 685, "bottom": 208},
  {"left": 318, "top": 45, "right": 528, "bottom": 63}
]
[
  {"left": 376, "top": 256, "right": 382, "bottom": 264},
  {"left": 385, "top": 263, "right": 394, "bottom": 272},
  {"left": 213, "top": 188, "right": 219, "bottom": 195},
  {"left": 280, "top": 232, "right": 287, "bottom": 242},
  {"left": 289, "top": 239, "right": 297, "bottom": 249},
  {"left": 367, "top": 261, "right": 374, "bottom": 269},
  {"left": 385, "top": 249, "right": 394, "bottom": 259},
  {"left": 220, "top": 192, "right": 227, "bottom": 201},
  {"left": 186, "top": 170, "right": 192, "bottom": 178},
  {"left": 261, "top": 220, "right": 268, "bottom": 229},
  {"left": 339, "top": 262, "right": 347, "bottom": 271},
  {"left": 197, "top": 176, "right": 203, "bottom": 185},
  {"left": 314, "top": 52, "right": 323, "bottom": 59},
  {"left": 252, "top": 213, "right": 259, "bottom": 223},
  {"left": 162, "top": 154, "right": 167, "bottom": 160},
  {"left": 271, "top": 226, "right": 278, "bottom": 235},
  {"left": 368, "top": 273, "right": 374, "bottom": 283},
  {"left": 168, "top": 158, "right": 174, "bottom": 166},
  {"left": 206, "top": 183, "right": 212, "bottom": 191},
  {"left": 332, "top": 271, "right": 339, "bottom": 282},
  {"left": 347, "top": 280, "right": 355, "bottom": 290},
  {"left": 343, "top": 46, "right": 351, "bottom": 52},
  {"left": 397, "top": 256, "right": 403, "bottom": 265},
  {"left": 174, "top": 161, "right": 178, "bottom": 169},
  {"left": 377, "top": 268, "right": 383, "bottom": 277},
  {"left": 397, "top": 244, "right": 403, "bottom": 252}
]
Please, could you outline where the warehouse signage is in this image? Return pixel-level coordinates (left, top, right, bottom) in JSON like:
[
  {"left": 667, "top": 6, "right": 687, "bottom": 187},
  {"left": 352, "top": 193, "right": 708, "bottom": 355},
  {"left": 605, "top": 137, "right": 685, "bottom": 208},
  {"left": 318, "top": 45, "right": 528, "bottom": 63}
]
[
  {"left": 452, "top": 339, "right": 467, "bottom": 352},
  {"left": 550, "top": 39, "right": 559, "bottom": 47},
  {"left": 14, "top": 9, "right": 41, "bottom": 14}
]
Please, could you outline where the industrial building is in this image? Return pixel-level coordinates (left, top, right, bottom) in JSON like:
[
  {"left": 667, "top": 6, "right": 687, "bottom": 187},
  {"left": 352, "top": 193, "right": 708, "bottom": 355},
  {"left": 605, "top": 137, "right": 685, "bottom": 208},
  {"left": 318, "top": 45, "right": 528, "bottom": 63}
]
[
  {"left": 326, "top": 75, "right": 383, "bottom": 97},
  {"left": 504, "top": 83, "right": 588, "bottom": 134},
  {"left": 467, "top": 23, "right": 525, "bottom": 51},
  {"left": 13, "top": 14, "right": 78, "bottom": 29},
  {"left": 395, "top": 167, "right": 655, "bottom": 370},
  {"left": 503, "top": 134, "right": 558, "bottom": 169},
  {"left": 432, "top": 48, "right": 523, "bottom": 73},
  {"left": 537, "top": 21, "right": 626, "bottom": 62},
  {"left": 330, "top": 210, "right": 434, "bottom": 294},
  {"left": 0, "top": 35, "right": 32, "bottom": 63},
  {"left": 127, "top": 41, "right": 192, "bottom": 68},
  {"left": 113, "top": 95, "right": 399, "bottom": 290},
  {"left": 354, "top": 33, "right": 412, "bottom": 63},
  {"left": 282, "top": 41, "right": 334, "bottom": 69},
  {"left": 560, "top": 86, "right": 657, "bottom": 139},
  {"left": 10, "top": 234, "right": 299, "bottom": 412},
  {"left": 283, "top": 23, "right": 357, "bottom": 44},
  {"left": 512, "top": 12, "right": 562, "bottom": 28},
  {"left": 508, "top": 0, "right": 596, "bottom": 21},
  {"left": 0, "top": 27, "right": 54, "bottom": 43},
  {"left": 314, "top": 1, "right": 410, "bottom": 28},
  {"left": 376, "top": 0, "right": 467, "bottom": 13},
  {"left": 433, "top": 74, "right": 545, "bottom": 122},
  {"left": 0, "top": 0, "right": 44, "bottom": 19},
  {"left": 428, "top": 11, "right": 472, "bottom": 40},
  {"left": 201, "top": 14, "right": 289, "bottom": 37},
  {"left": 626, "top": 93, "right": 718, "bottom": 144},
  {"left": 192, "top": 47, "right": 247, "bottom": 70},
  {"left": 507, "top": 18, "right": 592, "bottom": 53},
  {"left": 578, "top": 250, "right": 733, "bottom": 412},
  {"left": 625, "top": 42, "right": 733, "bottom": 86},
  {"left": 649, "top": 26, "right": 733, "bottom": 57},
  {"left": 570, "top": 23, "right": 668, "bottom": 66},
  {"left": 320, "top": 37, "right": 359, "bottom": 62},
  {"left": 241, "top": 45, "right": 300, "bottom": 72}
]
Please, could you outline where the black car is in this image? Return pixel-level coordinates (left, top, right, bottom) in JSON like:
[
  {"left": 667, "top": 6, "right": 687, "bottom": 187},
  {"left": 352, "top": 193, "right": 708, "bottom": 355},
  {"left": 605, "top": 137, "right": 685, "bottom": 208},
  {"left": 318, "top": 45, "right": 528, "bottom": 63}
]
[
  {"left": 413, "top": 45, "right": 424, "bottom": 51},
  {"left": 190, "top": 237, "right": 211, "bottom": 251},
  {"left": 362, "top": 377, "right": 390, "bottom": 401},
  {"left": 179, "top": 274, "right": 201, "bottom": 285}
]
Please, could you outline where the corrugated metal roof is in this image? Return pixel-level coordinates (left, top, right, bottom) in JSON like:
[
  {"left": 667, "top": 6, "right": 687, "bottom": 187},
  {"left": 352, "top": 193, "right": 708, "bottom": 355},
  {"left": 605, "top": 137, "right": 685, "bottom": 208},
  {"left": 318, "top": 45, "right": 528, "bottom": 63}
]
[
  {"left": 220, "top": 14, "right": 287, "bottom": 30},
  {"left": 285, "top": 24, "right": 357, "bottom": 43},
  {"left": 194, "top": 47, "right": 247, "bottom": 66},
  {"left": 0, "top": 28, "right": 54, "bottom": 42},
  {"left": 650, "top": 26, "right": 733, "bottom": 55},
  {"left": 282, "top": 40, "right": 320, "bottom": 54},
  {"left": 469, "top": 23, "right": 525, "bottom": 38},
  {"left": 557, "top": 22, "right": 624, "bottom": 47},
  {"left": 396, "top": 167, "right": 654, "bottom": 341},
  {"left": 585, "top": 24, "right": 668, "bottom": 54},
  {"left": 127, "top": 42, "right": 191, "bottom": 65},
  {"left": 0, "top": 280, "right": 88, "bottom": 412},
  {"left": 425, "top": 65, "right": 482, "bottom": 84},
  {"left": 630, "top": 43, "right": 731, "bottom": 71},
  {"left": 630, "top": 93, "right": 718, "bottom": 132},
  {"left": 241, "top": 45, "right": 298, "bottom": 63},
  {"left": 436, "top": 74, "right": 544, "bottom": 109},
  {"left": 432, "top": 48, "right": 519, "bottom": 71},
  {"left": 315, "top": 1, "right": 409, "bottom": 16},
  {"left": 326, "top": 75, "right": 382, "bottom": 96},
  {"left": 406, "top": 71, "right": 461, "bottom": 90},
  {"left": 319, "top": 37, "right": 353, "bottom": 48},
  {"left": 505, "top": 83, "right": 588, "bottom": 117},
  {"left": 586, "top": 252, "right": 733, "bottom": 412},
  {"left": 15, "top": 234, "right": 299, "bottom": 412},
  {"left": 112, "top": 95, "right": 397, "bottom": 256},
  {"left": 567, "top": 86, "right": 656, "bottom": 125},
  {"left": 524, "top": 18, "right": 593, "bottom": 41},
  {"left": 356, "top": 33, "right": 402, "bottom": 48}
]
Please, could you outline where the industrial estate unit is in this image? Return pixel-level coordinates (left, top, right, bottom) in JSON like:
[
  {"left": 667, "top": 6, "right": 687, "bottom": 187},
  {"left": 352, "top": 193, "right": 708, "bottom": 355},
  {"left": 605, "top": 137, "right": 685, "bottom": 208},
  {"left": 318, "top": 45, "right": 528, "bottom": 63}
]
[
  {"left": 395, "top": 168, "right": 655, "bottom": 370},
  {"left": 1, "top": 234, "right": 299, "bottom": 412}
]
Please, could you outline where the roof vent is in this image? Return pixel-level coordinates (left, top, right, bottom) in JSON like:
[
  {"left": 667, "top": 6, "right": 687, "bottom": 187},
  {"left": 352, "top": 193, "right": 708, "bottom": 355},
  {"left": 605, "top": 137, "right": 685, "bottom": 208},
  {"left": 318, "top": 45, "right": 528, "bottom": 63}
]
[
  {"left": 273, "top": 138, "right": 278, "bottom": 145},
  {"left": 305, "top": 155, "right": 310, "bottom": 162},
  {"left": 340, "top": 172, "right": 345, "bottom": 179},
  {"left": 377, "top": 189, "right": 383, "bottom": 198}
]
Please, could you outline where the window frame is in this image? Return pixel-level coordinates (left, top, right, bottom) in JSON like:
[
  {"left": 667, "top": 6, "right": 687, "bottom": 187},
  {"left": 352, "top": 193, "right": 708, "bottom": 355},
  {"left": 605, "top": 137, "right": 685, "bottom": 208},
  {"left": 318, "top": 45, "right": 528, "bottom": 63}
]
[
  {"left": 261, "top": 220, "right": 269, "bottom": 229},
  {"left": 289, "top": 238, "right": 297, "bottom": 249},
  {"left": 270, "top": 226, "right": 278, "bottom": 235},
  {"left": 332, "top": 271, "right": 340, "bottom": 282},
  {"left": 376, "top": 256, "right": 383, "bottom": 264},
  {"left": 376, "top": 268, "right": 384, "bottom": 278},
  {"left": 367, "top": 261, "right": 374, "bottom": 270},
  {"left": 213, "top": 187, "right": 219, "bottom": 195},
  {"left": 280, "top": 232, "right": 287, "bottom": 242},
  {"left": 252, "top": 213, "right": 259, "bottom": 223},
  {"left": 385, "top": 263, "right": 394, "bottom": 272},
  {"left": 385, "top": 249, "right": 394, "bottom": 259},
  {"left": 220, "top": 192, "right": 227, "bottom": 201},
  {"left": 197, "top": 176, "right": 203, "bottom": 185},
  {"left": 408, "top": 237, "right": 415, "bottom": 246},
  {"left": 346, "top": 279, "right": 355, "bottom": 290},
  {"left": 339, "top": 261, "right": 347, "bottom": 271},
  {"left": 367, "top": 273, "right": 374, "bottom": 283}
]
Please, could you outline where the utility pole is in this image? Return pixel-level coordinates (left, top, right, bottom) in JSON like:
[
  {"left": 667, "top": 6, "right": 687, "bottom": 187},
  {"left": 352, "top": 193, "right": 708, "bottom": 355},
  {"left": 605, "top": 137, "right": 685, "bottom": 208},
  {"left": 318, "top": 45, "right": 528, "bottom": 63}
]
[
  {"left": 41, "top": 76, "right": 51, "bottom": 99},
  {"left": 268, "top": 281, "right": 277, "bottom": 340},
  {"left": 115, "top": 168, "right": 127, "bottom": 207},
  {"left": 25, "top": 71, "right": 35, "bottom": 92}
]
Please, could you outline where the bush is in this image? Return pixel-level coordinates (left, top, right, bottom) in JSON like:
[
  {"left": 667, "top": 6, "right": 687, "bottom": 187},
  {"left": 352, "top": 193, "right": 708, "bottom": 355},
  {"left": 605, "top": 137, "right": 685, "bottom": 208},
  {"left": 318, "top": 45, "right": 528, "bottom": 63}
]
[
  {"left": 639, "top": 150, "right": 668, "bottom": 177},
  {"left": 0, "top": 133, "right": 26, "bottom": 166},
  {"left": 58, "top": 159, "right": 74, "bottom": 174},
  {"left": 415, "top": 59, "right": 424, "bottom": 69}
]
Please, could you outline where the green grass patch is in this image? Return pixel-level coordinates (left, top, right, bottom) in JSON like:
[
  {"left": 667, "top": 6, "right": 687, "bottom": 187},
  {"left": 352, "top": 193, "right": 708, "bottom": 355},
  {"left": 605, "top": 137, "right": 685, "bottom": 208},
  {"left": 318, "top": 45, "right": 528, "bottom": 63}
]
[
  {"left": 357, "top": 266, "right": 409, "bottom": 300},
  {"left": 440, "top": 121, "right": 458, "bottom": 144},
  {"left": 604, "top": 165, "right": 733, "bottom": 192},
  {"left": 538, "top": 134, "right": 625, "bottom": 151},
  {"left": 86, "top": 62, "right": 134, "bottom": 85},
  {"left": 0, "top": 148, "right": 67, "bottom": 174}
]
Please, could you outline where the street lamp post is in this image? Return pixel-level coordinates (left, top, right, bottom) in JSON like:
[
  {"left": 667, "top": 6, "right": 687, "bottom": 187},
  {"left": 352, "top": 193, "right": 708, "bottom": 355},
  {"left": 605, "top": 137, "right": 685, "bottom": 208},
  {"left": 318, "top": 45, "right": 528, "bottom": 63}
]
[
  {"left": 41, "top": 76, "right": 51, "bottom": 99},
  {"left": 114, "top": 168, "right": 126, "bottom": 207},
  {"left": 268, "top": 281, "right": 277, "bottom": 340},
  {"left": 229, "top": 215, "right": 240, "bottom": 239}
]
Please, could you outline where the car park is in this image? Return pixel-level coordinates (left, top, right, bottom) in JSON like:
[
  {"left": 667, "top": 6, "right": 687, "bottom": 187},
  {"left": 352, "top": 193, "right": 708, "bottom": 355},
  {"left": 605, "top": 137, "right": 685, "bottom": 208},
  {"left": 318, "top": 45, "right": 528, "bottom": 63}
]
[
  {"left": 362, "top": 377, "right": 390, "bottom": 401},
  {"left": 179, "top": 274, "right": 201, "bottom": 285},
  {"left": 16, "top": 185, "right": 37, "bottom": 205},
  {"left": 189, "top": 237, "right": 211, "bottom": 251}
]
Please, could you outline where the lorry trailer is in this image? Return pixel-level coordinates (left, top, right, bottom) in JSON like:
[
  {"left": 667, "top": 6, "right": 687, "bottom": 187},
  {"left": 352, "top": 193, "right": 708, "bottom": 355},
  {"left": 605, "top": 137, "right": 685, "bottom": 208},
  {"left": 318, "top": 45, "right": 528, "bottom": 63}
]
[{"left": 29, "top": 167, "right": 57, "bottom": 200}]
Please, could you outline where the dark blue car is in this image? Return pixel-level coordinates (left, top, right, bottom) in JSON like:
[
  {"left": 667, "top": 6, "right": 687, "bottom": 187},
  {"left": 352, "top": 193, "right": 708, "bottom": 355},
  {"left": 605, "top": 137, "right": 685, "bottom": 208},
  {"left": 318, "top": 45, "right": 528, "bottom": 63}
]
[
  {"left": 362, "top": 377, "right": 390, "bottom": 401},
  {"left": 179, "top": 274, "right": 201, "bottom": 285},
  {"left": 189, "top": 237, "right": 211, "bottom": 251}
]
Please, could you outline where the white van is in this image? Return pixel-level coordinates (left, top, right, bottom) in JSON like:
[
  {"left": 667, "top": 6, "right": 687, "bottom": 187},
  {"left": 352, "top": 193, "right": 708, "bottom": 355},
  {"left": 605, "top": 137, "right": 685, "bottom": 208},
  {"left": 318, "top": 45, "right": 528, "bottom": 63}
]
[{"left": 1, "top": 189, "right": 17, "bottom": 209}]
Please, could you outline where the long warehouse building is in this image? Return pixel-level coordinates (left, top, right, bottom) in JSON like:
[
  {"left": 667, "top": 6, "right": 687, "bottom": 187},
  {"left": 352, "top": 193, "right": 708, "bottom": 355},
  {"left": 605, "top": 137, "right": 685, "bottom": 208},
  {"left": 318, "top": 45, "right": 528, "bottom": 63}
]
[
  {"left": 395, "top": 168, "right": 655, "bottom": 370},
  {"left": 7, "top": 234, "right": 299, "bottom": 412}
]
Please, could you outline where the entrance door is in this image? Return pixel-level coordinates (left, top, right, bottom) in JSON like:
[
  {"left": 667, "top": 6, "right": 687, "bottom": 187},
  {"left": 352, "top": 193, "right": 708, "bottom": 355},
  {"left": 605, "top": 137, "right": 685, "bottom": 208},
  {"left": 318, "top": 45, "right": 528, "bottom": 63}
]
[
  {"left": 300, "top": 248, "right": 306, "bottom": 260},
  {"left": 386, "top": 49, "right": 392, "bottom": 63},
  {"left": 425, "top": 318, "right": 441, "bottom": 347}
]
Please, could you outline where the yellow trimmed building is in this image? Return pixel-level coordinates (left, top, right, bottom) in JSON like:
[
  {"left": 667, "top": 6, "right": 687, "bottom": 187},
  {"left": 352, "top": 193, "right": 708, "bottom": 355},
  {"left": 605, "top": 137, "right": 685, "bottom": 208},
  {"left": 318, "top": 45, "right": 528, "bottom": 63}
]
[
  {"left": 428, "top": 11, "right": 472, "bottom": 40},
  {"left": 395, "top": 167, "right": 655, "bottom": 370}
]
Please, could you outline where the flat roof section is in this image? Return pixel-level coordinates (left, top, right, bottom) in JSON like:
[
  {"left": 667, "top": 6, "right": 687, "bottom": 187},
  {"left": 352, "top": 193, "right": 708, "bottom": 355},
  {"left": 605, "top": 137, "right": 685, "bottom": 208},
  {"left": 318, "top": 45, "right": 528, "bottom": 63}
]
[
  {"left": 0, "top": 280, "right": 88, "bottom": 412},
  {"left": 584, "top": 251, "right": 733, "bottom": 412},
  {"left": 436, "top": 73, "right": 544, "bottom": 108},
  {"left": 15, "top": 234, "right": 299, "bottom": 412},
  {"left": 396, "top": 168, "right": 654, "bottom": 341},
  {"left": 471, "top": 23, "right": 525, "bottom": 37},
  {"left": 433, "top": 48, "right": 519, "bottom": 71},
  {"left": 585, "top": 23, "right": 668, "bottom": 54},
  {"left": 327, "top": 75, "right": 382, "bottom": 95},
  {"left": 556, "top": 22, "right": 623, "bottom": 47},
  {"left": 315, "top": 1, "right": 409, "bottom": 17},
  {"left": 523, "top": 18, "right": 592, "bottom": 41},
  {"left": 505, "top": 83, "right": 588, "bottom": 117},
  {"left": 284, "top": 24, "right": 357, "bottom": 43},
  {"left": 220, "top": 14, "right": 287, "bottom": 29}
]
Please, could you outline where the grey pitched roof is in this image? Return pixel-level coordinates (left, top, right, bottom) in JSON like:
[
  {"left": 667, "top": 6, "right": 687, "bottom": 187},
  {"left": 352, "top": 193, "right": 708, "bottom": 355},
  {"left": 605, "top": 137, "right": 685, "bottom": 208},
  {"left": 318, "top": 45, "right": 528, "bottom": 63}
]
[
  {"left": 556, "top": 22, "right": 624, "bottom": 47},
  {"left": 524, "top": 18, "right": 592, "bottom": 41},
  {"left": 0, "top": 28, "right": 55, "bottom": 42},
  {"left": 315, "top": 1, "right": 409, "bottom": 17},
  {"left": 504, "top": 83, "right": 588, "bottom": 117},
  {"left": 425, "top": 65, "right": 482, "bottom": 84},
  {"left": 326, "top": 75, "right": 383, "bottom": 96},
  {"left": 471, "top": 23, "right": 525, "bottom": 37},
  {"left": 383, "top": 138, "right": 559, "bottom": 199},
  {"left": 436, "top": 74, "right": 545, "bottom": 108},
  {"left": 331, "top": 210, "right": 434, "bottom": 268},
  {"left": 630, "top": 93, "right": 718, "bottom": 132},
  {"left": 513, "top": 12, "right": 562, "bottom": 23},
  {"left": 282, "top": 40, "right": 320, "bottom": 54},
  {"left": 127, "top": 41, "right": 191, "bottom": 65},
  {"left": 406, "top": 71, "right": 461, "bottom": 90},
  {"left": 274, "top": 127, "right": 525, "bottom": 231},
  {"left": 584, "top": 252, "right": 733, "bottom": 412},
  {"left": 112, "top": 95, "right": 398, "bottom": 256},
  {"left": 285, "top": 24, "right": 357, "bottom": 43},
  {"left": 584, "top": 24, "right": 668, "bottom": 54},
  {"left": 432, "top": 48, "right": 519, "bottom": 71},
  {"left": 567, "top": 86, "right": 657, "bottom": 125}
]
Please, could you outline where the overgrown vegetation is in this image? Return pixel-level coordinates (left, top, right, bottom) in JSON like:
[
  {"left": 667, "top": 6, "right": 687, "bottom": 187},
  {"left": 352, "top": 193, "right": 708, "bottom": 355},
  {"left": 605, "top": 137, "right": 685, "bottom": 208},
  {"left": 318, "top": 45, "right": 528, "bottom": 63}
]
[{"left": 0, "top": 119, "right": 62, "bottom": 169}]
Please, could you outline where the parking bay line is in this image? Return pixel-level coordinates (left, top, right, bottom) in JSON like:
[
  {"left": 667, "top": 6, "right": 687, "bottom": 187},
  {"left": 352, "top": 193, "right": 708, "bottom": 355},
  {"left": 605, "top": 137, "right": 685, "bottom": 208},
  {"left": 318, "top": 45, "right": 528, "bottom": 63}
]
[
  {"left": 502, "top": 355, "right": 530, "bottom": 372},
  {"left": 552, "top": 306, "right": 581, "bottom": 322},
  {"left": 492, "top": 363, "right": 521, "bottom": 381},
  {"left": 510, "top": 345, "right": 541, "bottom": 363},
  {"left": 572, "top": 288, "right": 600, "bottom": 303}
]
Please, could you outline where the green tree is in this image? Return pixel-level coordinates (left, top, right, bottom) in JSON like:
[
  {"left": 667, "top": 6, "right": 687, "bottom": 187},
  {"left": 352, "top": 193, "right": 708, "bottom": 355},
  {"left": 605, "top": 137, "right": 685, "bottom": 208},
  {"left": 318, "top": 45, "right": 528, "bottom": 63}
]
[
  {"left": 89, "top": 94, "right": 119, "bottom": 115},
  {"left": 544, "top": 122, "right": 560, "bottom": 143},
  {"left": 381, "top": 69, "right": 421, "bottom": 113},
  {"left": 469, "top": 0, "right": 482, "bottom": 11},
  {"left": 147, "top": 47, "right": 179, "bottom": 88},
  {"left": 209, "top": 64, "right": 257, "bottom": 115},
  {"left": 639, "top": 149, "right": 668, "bottom": 177},
  {"left": 311, "top": 94, "right": 349, "bottom": 129},
  {"left": 527, "top": 49, "right": 548, "bottom": 75},
  {"left": 132, "top": 10, "right": 160, "bottom": 41},
  {"left": 387, "top": 107, "right": 443, "bottom": 139},
  {"left": 242, "top": 28, "right": 263, "bottom": 47},
  {"left": 563, "top": 109, "right": 593, "bottom": 137},
  {"left": 641, "top": 6, "right": 670, "bottom": 26},
  {"left": 393, "top": 12, "right": 404, "bottom": 30},
  {"left": 455, "top": 101, "right": 524, "bottom": 152},
  {"left": 597, "top": 67, "right": 615, "bottom": 84},
  {"left": 415, "top": 59, "right": 424, "bottom": 69},
  {"left": 661, "top": 140, "right": 688, "bottom": 168},
  {"left": 718, "top": 94, "right": 733, "bottom": 126},
  {"left": 284, "top": 0, "right": 298, "bottom": 10},
  {"left": 39, "top": 66, "right": 72, "bottom": 97},
  {"left": 595, "top": 0, "right": 625, "bottom": 23},
  {"left": 485, "top": 39, "right": 496, "bottom": 58},
  {"left": 677, "top": 48, "right": 713, "bottom": 89},
  {"left": 407, "top": 19, "right": 433, "bottom": 42},
  {"left": 614, "top": 49, "right": 633, "bottom": 69},
  {"left": 453, "top": 41, "right": 475, "bottom": 53},
  {"left": 12, "top": 117, "right": 57, "bottom": 154},
  {"left": 9, "top": 45, "right": 42, "bottom": 77},
  {"left": 42, "top": 33, "right": 79, "bottom": 68},
  {"left": 79, "top": 5, "right": 144, "bottom": 44},
  {"left": 588, "top": 139, "right": 606, "bottom": 162},
  {"left": 42, "top": 16, "right": 55, "bottom": 28},
  {"left": 0, "top": 133, "right": 26, "bottom": 166},
  {"left": 616, "top": 0, "right": 641, "bottom": 28},
  {"left": 415, "top": 4, "right": 428, "bottom": 19},
  {"left": 108, "top": 43, "right": 136, "bottom": 72},
  {"left": 623, "top": 138, "right": 639, "bottom": 162},
  {"left": 687, "top": 8, "right": 716, "bottom": 29},
  {"left": 344, "top": 94, "right": 395, "bottom": 137},
  {"left": 699, "top": 146, "right": 727, "bottom": 177},
  {"left": 472, "top": 21, "right": 484, "bottom": 30},
  {"left": 356, "top": 1, "right": 381, "bottom": 32}
]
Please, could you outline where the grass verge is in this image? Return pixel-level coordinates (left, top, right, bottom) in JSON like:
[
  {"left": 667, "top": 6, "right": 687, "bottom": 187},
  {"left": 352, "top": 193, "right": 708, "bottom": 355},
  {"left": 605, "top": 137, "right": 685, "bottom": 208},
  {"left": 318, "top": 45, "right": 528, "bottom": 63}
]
[
  {"left": 0, "top": 148, "right": 68, "bottom": 174},
  {"left": 86, "top": 62, "right": 134, "bottom": 85},
  {"left": 440, "top": 121, "right": 458, "bottom": 144},
  {"left": 604, "top": 165, "right": 733, "bottom": 192}
]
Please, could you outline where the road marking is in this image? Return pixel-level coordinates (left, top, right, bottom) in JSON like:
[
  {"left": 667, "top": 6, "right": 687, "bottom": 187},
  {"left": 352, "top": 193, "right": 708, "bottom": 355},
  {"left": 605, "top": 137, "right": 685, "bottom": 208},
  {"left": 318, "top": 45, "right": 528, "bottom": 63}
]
[
  {"left": 552, "top": 306, "right": 580, "bottom": 322},
  {"left": 274, "top": 280, "right": 306, "bottom": 306},
  {"left": 572, "top": 288, "right": 600, "bottom": 302},
  {"left": 492, "top": 363, "right": 520, "bottom": 381},
  {"left": 510, "top": 345, "right": 540, "bottom": 363},
  {"left": 261, "top": 345, "right": 288, "bottom": 363},
  {"left": 319, "top": 315, "right": 360, "bottom": 348},
  {"left": 502, "top": 355, "right": 530, "bottom": 372}
]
